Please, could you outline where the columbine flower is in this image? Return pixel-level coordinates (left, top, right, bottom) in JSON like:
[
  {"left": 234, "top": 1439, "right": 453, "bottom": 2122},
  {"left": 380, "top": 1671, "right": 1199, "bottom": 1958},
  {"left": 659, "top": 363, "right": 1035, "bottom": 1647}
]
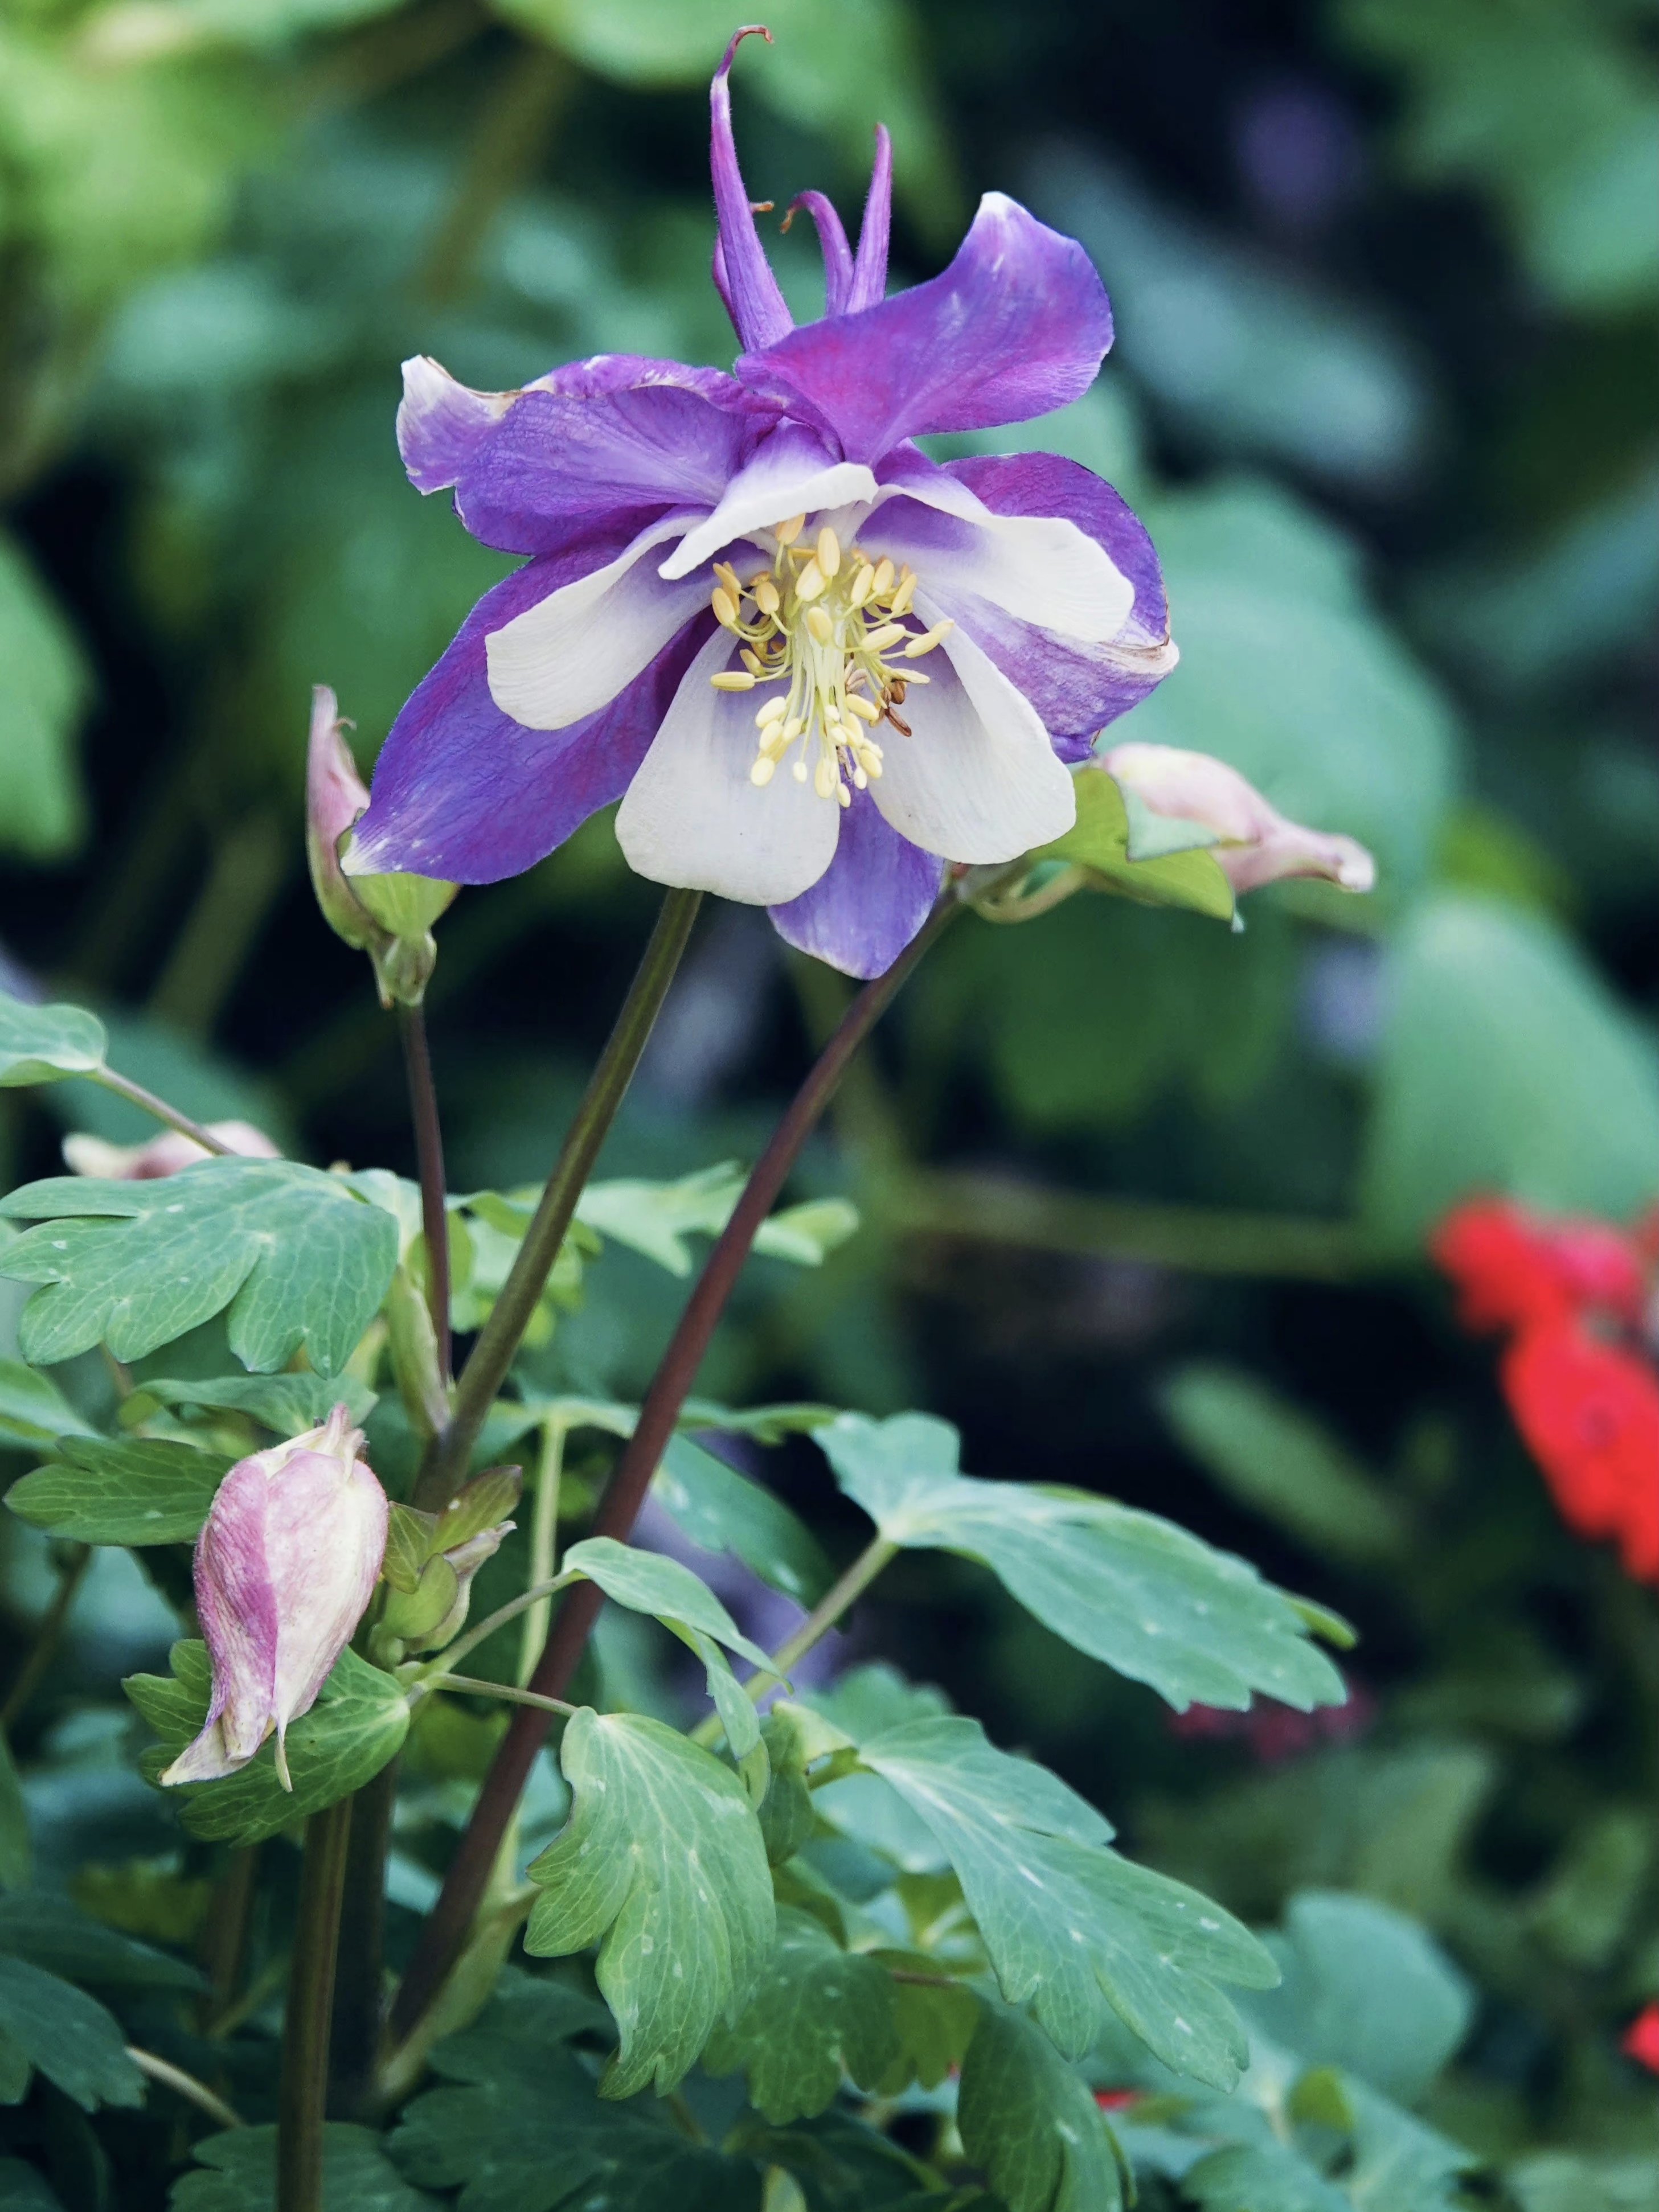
[
  {"left": 62, "top": 1121, "right": 280, "bottom": 1180},
  {"left": 1100, "top": 742, "right": 1376, "bottom": 895},
  {"left": 161, "top": 1406, "right": 388, "bottom": 1790},
  {"left": 346, "top": 26, "right": 1175, "bottom": 979}
]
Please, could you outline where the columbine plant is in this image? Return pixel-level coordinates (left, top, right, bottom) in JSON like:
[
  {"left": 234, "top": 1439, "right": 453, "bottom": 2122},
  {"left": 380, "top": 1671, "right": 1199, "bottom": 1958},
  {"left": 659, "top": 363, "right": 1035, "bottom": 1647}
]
[{"left": 0, "top": 27, "right": 1396, "bottom": 2212}]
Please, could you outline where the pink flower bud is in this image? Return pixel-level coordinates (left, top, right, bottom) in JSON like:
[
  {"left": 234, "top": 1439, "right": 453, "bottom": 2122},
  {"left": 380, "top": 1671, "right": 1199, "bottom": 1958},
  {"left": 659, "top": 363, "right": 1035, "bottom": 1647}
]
[
  {"left": 62, "top": 1120, "right": 280, "bottom": 1181},
  {"left": 306, "top": 686, "right": 380, "bottom": 954},
  {"left": 1100, "top": 742, "right": 1377, "bottom": 896},
  {"left": 162, "top": 1406, "right": 389, "bottom": 1791}
]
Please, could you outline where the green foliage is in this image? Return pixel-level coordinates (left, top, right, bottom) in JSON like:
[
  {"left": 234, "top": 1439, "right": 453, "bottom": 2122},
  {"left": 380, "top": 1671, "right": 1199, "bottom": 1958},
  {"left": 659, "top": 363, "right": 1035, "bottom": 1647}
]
[
  {"left": 1361, "top": 893, "right": 1659, "bottom": 1245},
  {"left": 0, "top": 1955, "right": 143, "bottom": 2113},
  {"left": 0, "top": 1360, "right": 99, "bottom": 1451},
  {"left": 0, "top": 1159, "right": 400, "bottom": 1375},
  {"left": 654, "top": 1435, "right": 834, "bottom": 1607},
  {"left": 703, "top": 1906, "right": 900, "bottom": 2123},
  {"left": 851, "top": 1713, "right": 1278, "bottom": 2084},
  {"left": 0, "top": 1739, "right": 29, "bottom": 1893},
  {"left": 173, "top": 2125, "right": 440, "bottom": 2212},
  {"left": 1031, "top": 766, "right": 1236, "bottom": 923},
  {"left": 7, "top": 1436, "right": 233, "bottom": 1545},
  {"left": 524, "top": 1708, "right": 775, "bottom": 2095},
  {"left": 822, "top": 1413, "right": 1348, "bottom": 1712},
  {"left": 957, "top": 2003, "right": 1124, "bottom": 2212},
  {"left": 125, "top": 1641, "right": 408, "bottom": 1842},
  {"left": 0, "top": 993, "right": 105, "bottom": 1087},
  {"left": 0, "top": 537, "right": 91, "bottom": 862},
  {"left": 135, "top": 1372, "right": 378, "bottom": 1434},
  {"left": 575, "top": 1164, "right": 859, "bottom": 1276},
  {"left": 1160, "top": 1366, "right": 1408, "bottom": 1566}
]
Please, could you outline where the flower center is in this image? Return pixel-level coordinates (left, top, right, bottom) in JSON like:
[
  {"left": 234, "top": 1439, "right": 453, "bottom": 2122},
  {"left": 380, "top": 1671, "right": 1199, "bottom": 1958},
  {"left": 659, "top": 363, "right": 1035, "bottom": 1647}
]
[{"left": 705, "top": 516, "right": 953, "bottom": 806}]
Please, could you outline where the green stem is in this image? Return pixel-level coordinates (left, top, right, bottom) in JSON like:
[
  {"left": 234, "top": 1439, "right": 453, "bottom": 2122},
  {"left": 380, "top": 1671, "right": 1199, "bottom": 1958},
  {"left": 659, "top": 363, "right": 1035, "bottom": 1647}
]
[
  {"left": 419, "top": 40, "right": 570, "bottom": 305},
  {"left": 277, "top": 1799, "right": 353, "bottom": 2212},
  {"left": 327, "top": 1760, "right": 396, "bottom": 2120},
  {"left": 424, "top": 1674, "right": 577, "bottom": 1718},
  {"left": 0, "top": 1544, "right": 90, "bottom": 1731},
  {"left": 85, "top": 1068, "right": 237, "bottom": 1158},
  {"left": 126, "top": 2046, "right": 244, "bottom": 2132},
  {"left": 146, "top": 812, "right": 288, "bottom": 1036},
  {"left": 690, "top": 1534, "right": 899, "bottom": 1747},
  {"left": 398, "top": 1002, "right": 452, "bottom": 1384},
  {"left": 414, "top": 887, "right": 702, "bottom": 1509},
  {"left": 518, "top": 1422, "right": 567, "bottom": 1686},
  {"left": 387, "top": 893, "right": 955, "bottom": 2050},
  {"left": 196, "top": 1845, "right": 259, "bottom": 2037},
  {"left": 408, "top": 1573, "right": 577, "bottom": 1688}
]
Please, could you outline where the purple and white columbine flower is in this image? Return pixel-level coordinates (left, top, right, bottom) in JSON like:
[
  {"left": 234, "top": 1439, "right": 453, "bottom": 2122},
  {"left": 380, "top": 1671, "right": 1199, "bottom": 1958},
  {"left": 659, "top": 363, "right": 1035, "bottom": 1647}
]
[{"left": 347, "top": 25, "right": 1175, "bottom": 979}]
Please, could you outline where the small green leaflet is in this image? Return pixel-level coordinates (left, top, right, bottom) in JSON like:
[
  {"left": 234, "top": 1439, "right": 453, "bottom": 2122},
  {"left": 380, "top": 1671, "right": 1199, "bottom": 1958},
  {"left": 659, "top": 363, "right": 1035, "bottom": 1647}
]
[
  {"left": 572, "top": 1163, "right": 859, "bottom": 1275},
  {"left": 653, "top": 1435, "right": 834, "bottom": 1607},
  {"left": 0, "top": 992, "right": 106, "bottom": 1087},
  {"left": 125, "top": 1641, "right": 408, "bottom": 1844},
  {"left": 389, "top": 1975, "right": 746, "bottom": 2212},
  {"left": 0, "top": 1893, "right": 201, "bottom": 1992},
  {"left": 1182, "top": 2142, "right": 1350, "bottom": 2212},
  {"left": 857, "top": 1715, "right": 1278, "bottom": 2084},
  {"left": 7, "top": 1437, "right": 233, "bottom": 1545},
  {"left": 525, "top": 1708, "right": 775, "bottom": 2096},
  {"left": 137, "top": 1372, "right": 378, "bottom": 1435},
  {"left": 560, "top": 1537, "right": 775, "bottom": 1675},
  {"left": 1031, "top": 764, "right": 1236, "bottom": 924},
  {"left": 957, "top": 2003, "right": 1124, "bottom": 2212},
  {"left": 0, "top": 1954, "right": 144, "bottom": 2113},
  {"left": 0, "top": 1159, "right": 399, "bottom": 1377},
  {"left": 703, "top": 1906, "right": 900, "bottom": 2123},
  {"left": 0, "top": 1360, "right": 100, "bottom": 1450},
  {"left": 174, "top": 2124, "right": 441, "bottom": 2212},
  {"left": 821, "top": 1413, "right": 1348, "bottom": 1713}
]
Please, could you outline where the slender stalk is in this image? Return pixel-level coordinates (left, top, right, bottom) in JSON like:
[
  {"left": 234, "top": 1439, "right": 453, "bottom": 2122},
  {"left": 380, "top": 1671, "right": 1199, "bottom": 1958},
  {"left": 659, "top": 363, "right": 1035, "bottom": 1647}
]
[
  {"left": 691, "top": 1534, "right": 899, "bottom": 1747},
  {"left": 126, "top": 2047, "right": 244, "bottom": 2132},
  {"left": 409, "top": 1573, "right": 577, "bottom": 1687},
  {"left": 197, "top": 1846, "right": 259, "bottom": 2037},
  {"left": 419, "top": 41, "right": 570, "bottom": 305},
  {"left": 85, "top": 1069, "right": 237, "bottom": 1158},
  {"left": 414, "top": 888, "right": 702, "bottom": 1509},
  {"left": 424, "top": 1674, "right": 577, "bottom": 1718},
  {"left": 387, "top": 895, "right": 955, "bottom": 2048},
  {"left": 398, "top": 1004, "right": 452, "bottom": 1384},
  {"left": 0, "top": 1544, "right": 90, "bottom": 1730},
  {"left": 326, "top": 1762, "right": 396, "bottom": 2120},
  {"left": 518, "top": 1421, "right": 566, "bottom": 1686},
  {"left": 147, "top": 813, "right": 287, "bottom": 1036},
  {"left": 277, "top": 1799, "right": 353, "bottom": 2212}
]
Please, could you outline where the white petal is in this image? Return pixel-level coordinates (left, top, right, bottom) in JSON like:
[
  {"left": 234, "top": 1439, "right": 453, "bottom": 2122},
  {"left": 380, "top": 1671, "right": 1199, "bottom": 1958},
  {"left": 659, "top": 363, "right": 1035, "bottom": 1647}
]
[
  {"left": 869, "top": 604, "right": 1076, "bottom": 863},
  {"left": 866, "top": 473, "right": 1134, "bottom": 643},
  {"left": 486, "top": 514, "right": 708, "bottom": 732},
  {"left": 616, "top": 627, "right": 842, "bottom": 904},
  {"left": 658, "top": 428, "right": 879, "bottom": 580}
]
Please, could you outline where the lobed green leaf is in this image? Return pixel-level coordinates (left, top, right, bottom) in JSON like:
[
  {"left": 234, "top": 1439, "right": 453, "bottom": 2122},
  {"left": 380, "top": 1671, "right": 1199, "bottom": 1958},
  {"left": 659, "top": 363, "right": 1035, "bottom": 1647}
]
[
  {"left": 7, "top": 1436, "right": 233, "bottom": 1545},
  {"left": 957, "top": 2002, "right": 1125, "bottom": 2212},
  {"left": 702, "top": 1906, "right": 901, "bottom": 2123},
  {"left": 0, "top": 991, "right": 105, "bottom": 1087}
]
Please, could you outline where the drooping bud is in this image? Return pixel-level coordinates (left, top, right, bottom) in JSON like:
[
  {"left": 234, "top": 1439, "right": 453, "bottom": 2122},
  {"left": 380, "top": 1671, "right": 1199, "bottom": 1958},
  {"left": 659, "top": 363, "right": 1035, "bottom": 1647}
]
[
  {"left": 62, "top": 1120, "right": 280, "bottom": 1181},
  {"left": 306, "top": 686, "right": 457, "bottom": 1007},
  {"left": 373, "top": 1466, "right": 519, "bottom": 1661},
  {"left": 161, "top": 1406, "right": 389, "bottom": 1791},
  {"left": 1100, "top": 743, "right": 1377, "bottom": 896}
]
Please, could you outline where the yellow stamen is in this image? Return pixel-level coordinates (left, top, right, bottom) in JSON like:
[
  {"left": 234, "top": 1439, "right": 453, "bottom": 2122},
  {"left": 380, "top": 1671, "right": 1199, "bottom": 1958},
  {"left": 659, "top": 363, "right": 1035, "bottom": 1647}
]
[
  {"left": 710, "top": 670, "right": 755, "bottom": 691},
  {"left": 792, "top": 760, "right": 808, "bottom": 781},
  {"left": 796, "top": 559, "right": 826, "bottom": 602},
  {"left": 714, "top": 561, "right": 742, "bottom": 597},
  {"left": 775, "top": 512, "right": 806, "bottom": 545},
  {"left": 756, "top": 696, "right": 788, "bottom": 727},
  {"left": 806, "top": 605, "right": 834, "bottom": 646},
  {"left": 813, "top": 756, "right": 836, "bottom": 799},
  {"left": 848, "top": 563, "right": 875, "bottom": 607},
  {"left": 846, "top": 693, "right": 882, "bottom": 723},
  {"left": 754, "top": 577, "right": 780, "bottom": 616},
  {"left": 740, "top": 649, "right": 765, "bottom": 675},
  {"left": 837, "top": 781, "right": 851, "bottom": 808},
  {"left": 889, "top": 569, "right": 917, "bottom": 615},
  {"left": 816, "top": 526, "right": 841, "bottom": 578},
  {"left": 862, "top": 623, "right": 906, "bottom": 654},
  {"left": 711, "top": 587, "right": 739, "bottom": 629},
  {"left": 871, "top": 557, "right": 894, "bottom": 597},
  {"left": 903, "top": 619, "right": 955, "bottom": 658},
  {"left": 750, "top": 756, "right": 777, "bottom": 786}
]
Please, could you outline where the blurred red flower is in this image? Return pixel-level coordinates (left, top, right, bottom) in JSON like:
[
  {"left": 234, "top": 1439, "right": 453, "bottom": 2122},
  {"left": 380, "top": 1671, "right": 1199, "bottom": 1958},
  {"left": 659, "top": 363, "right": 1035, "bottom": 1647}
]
[
  {"left": 1621, "top": 2002, "right": 1659, "bottom": 2073},
  {"left": 1432, "top": 1197, "right": 1648, "bottom": 1335}
]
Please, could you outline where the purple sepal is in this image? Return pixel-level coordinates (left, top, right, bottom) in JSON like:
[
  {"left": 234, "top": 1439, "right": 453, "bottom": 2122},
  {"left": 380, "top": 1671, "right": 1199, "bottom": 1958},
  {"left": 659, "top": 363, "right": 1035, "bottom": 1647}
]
[
  {"left": 847, "top": 125, "right": 893, "bottom": 312},
  {"left": 353, "top": 551, "right": 712, "bottom": 884},
  {"left": 768, "top": 790, "right": 944, "bottom": 979},
  {"left": 735, "top": 193, "right": 1113, "bottom": 462},
  {"left": 785, "top": 191, "right": 855, "bottom": 313},
  {"left": 711, "top": 27, "right": 793, "bottom": 351},
  {"left": 944, "top": 452, "right": 1174, "bottom": 750}
]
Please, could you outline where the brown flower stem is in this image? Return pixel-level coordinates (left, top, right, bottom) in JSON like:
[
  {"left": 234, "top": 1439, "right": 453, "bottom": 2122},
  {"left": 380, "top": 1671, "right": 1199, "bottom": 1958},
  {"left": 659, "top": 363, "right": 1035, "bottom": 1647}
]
[
  {"left": 277, "top": 1797, "right": 353, "bottom": 2212},
  {"left": 326, "top": 1760, "right": 396, "bottom": 2120},
  {"left": 413, "top": 887, "right": 702, "bottom": 1510},
  {"left": 398, "top": 1003, "right": 452, "bottom": 1384},
  {"left": 197, "top": 1845, "right": 260, "bottom": 2037},
  {"left": 387, "top": 893, "right": 956, "bottom": 2051},
  {"left": 0, "top": 1544, "right": 90, "bottom": 1731}
]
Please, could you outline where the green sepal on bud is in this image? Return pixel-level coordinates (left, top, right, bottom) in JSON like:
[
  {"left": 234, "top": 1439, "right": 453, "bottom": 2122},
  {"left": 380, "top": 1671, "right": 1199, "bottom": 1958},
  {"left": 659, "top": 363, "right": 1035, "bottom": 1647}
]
[
  {"left": 372, "top": 1466, "right": 522, "bottom": 1664},
  {"left": 305, "top": 686, "right": 457, "bottom": 1008}
]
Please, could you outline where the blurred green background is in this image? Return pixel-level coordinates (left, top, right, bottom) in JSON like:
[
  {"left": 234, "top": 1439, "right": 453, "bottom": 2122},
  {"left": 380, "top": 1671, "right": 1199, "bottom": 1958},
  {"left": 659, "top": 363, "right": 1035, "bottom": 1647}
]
[{"left": 1, "top": 0, "right": 1656, "bottom": 2189}]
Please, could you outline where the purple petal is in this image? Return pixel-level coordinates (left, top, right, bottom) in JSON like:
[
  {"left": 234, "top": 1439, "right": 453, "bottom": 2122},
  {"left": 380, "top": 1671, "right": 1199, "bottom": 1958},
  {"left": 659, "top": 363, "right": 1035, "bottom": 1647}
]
[
  {"left": 735, "top": 194, "right": 1112, "bottom": 462},
  {"left": 711, "top": 27, "right": 793, "bottom": 351},
  {"left": 354, "top": 548, "right": 713, "bottom": 883},
  {"left": 768, "top": 788, "right": 943, "bottom": 979},
  {"left": 785, "top": 191, "right": 855, "bottom": 314},
  {"left": 400, "top": 357, "right": 774, "bottom": 558},
  {"left": 929, "top": 452, "right": 1175, "bottom": 754},
  {"left": 182, "top": 1462, "right": 279, "bottom": 1773},
  {"left": 847, "top": 126, "right": 893, "bottom": 313}
]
